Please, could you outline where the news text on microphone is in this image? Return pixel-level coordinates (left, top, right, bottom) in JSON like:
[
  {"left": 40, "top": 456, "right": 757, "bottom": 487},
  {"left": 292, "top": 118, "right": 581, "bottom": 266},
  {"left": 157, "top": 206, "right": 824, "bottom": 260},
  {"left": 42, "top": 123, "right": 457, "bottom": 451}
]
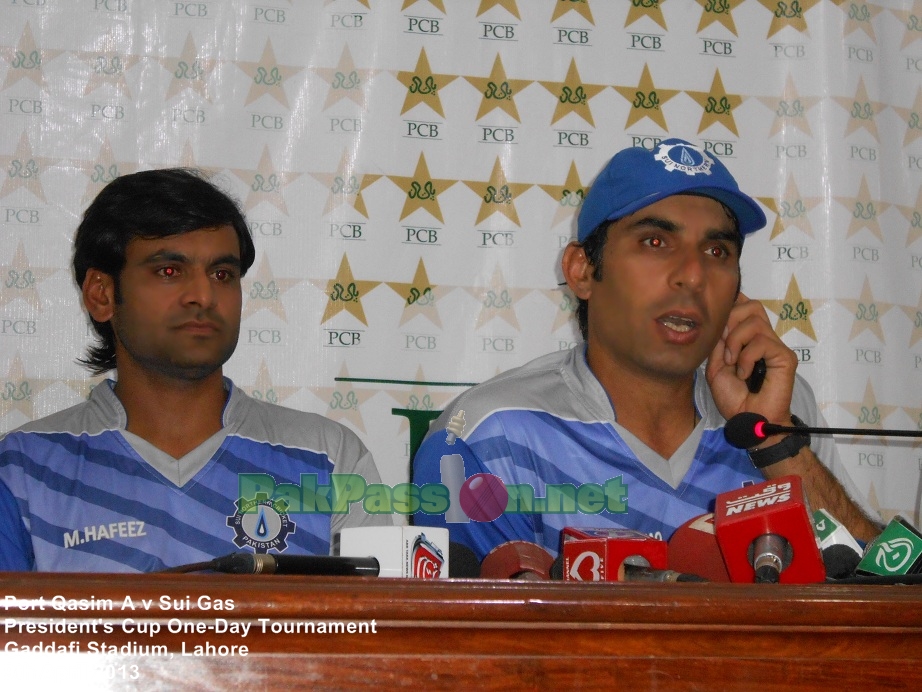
[{"left": 235, "top": 472, "right": 629, "bottom": 517}]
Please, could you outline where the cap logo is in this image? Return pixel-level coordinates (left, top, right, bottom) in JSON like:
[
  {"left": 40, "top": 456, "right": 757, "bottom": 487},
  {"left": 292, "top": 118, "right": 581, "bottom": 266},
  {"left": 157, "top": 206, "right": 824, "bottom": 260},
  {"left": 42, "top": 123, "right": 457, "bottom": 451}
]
[{"left": 653, "top": 141, "right": 713, "bottom": 177}]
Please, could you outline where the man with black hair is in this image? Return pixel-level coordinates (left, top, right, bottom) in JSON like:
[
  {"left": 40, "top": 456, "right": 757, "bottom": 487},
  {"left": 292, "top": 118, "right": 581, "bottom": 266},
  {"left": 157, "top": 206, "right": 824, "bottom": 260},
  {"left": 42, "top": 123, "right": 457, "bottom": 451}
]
[
  {"left": 412, "top": 139, "right": 879, "bottom": 560},
  {"left": 0, "top": 168, "right": 387, "bottom": 572}
]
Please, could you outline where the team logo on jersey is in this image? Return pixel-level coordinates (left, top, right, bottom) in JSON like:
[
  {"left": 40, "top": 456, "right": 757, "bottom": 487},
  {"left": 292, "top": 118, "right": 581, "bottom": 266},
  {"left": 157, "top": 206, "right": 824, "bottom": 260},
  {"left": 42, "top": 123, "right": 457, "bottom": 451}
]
[
  {"left": 653, "top": 141, "right": 713, "bottom": 177},
  {"left": 227, "top": 496, "right": 296, "bottom": 553}
]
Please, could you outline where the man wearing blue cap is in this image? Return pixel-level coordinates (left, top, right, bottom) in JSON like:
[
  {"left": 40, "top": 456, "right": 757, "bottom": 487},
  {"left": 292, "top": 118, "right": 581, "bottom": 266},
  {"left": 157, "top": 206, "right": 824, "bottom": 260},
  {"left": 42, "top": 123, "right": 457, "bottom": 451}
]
[{"left": 412, "top": 139, "right": 879, "bottom": 560}]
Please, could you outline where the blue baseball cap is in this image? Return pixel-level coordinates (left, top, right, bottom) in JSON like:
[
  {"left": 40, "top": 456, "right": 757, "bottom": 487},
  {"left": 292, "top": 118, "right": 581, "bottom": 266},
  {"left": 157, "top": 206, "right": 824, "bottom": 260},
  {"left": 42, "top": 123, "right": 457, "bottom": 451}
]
[{"left": 577, "top": 138, "right": 766, "bottom": 242}]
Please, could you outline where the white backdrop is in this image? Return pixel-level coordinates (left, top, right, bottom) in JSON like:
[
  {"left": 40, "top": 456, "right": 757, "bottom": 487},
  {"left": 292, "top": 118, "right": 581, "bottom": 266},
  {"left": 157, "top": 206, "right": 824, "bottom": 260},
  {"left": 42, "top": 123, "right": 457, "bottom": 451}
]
[{"left": 1, "top": 0, "right": 921, "bottom": 525}]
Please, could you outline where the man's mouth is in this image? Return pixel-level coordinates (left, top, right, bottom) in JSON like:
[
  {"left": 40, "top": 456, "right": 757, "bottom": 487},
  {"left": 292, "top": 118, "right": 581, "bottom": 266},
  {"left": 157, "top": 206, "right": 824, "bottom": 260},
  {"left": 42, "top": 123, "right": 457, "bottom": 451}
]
[{"left": 658, "top": 315, "right": 697, "bottom": 333}]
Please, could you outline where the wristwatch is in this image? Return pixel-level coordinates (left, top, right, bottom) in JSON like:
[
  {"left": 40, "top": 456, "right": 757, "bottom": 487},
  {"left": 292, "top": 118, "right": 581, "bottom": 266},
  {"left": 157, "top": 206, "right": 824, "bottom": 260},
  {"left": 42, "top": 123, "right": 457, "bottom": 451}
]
[{"left": 747, "top": 414, "right": 811, "bottom": 469}]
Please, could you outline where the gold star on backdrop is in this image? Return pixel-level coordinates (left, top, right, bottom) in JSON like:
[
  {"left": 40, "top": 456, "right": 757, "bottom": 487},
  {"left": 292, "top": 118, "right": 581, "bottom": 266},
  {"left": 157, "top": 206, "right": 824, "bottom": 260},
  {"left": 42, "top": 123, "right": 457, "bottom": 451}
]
[
  {"left": 241, "top": 254, "right": 303, "bottom": 322},
  {"left": 310, "top": 364, "right": 370, "bottom": 433},
  {"left": 758, "top": 175, "right": 822, "bottom": 240},
  {"left": 315, "top": 254, "right": 381, "bottom": 325},
  {"left": 0, "top": 132, "right": 57, "bottom": 203},
  {"left": 78, "top": 139, "right": 139, "bottom": 207},
  {"left": 890, "top": 1, "right": 922, "bottom": 49},
  {"left": 313, "top": 44, "right": 379, "bottom": 110},
  {"left": 236, "top": 38, "right": 303, "bottom": 108},
  {"left": 387, "top": 153, "right": 458, "bottom": 223},
  {"left": 839, "top": 1, "right": 883, "bottom": 40},
  {"left": 466, "top": 264, "right": 532, "bottom": 330},
  {"left": 385, "top": 366, "right": 458, "bottom": 436},
  {"left": 903, "top": 402, "right": 922, "bottom": 434},
  {"left": 396, "top": 48, "right": 459, "bottom": 117},
  {"left": 686, "top": 69, "right": 742, "bottom": 136},
  {"left": 624, "top": 0, "right": 665, "bottom": 29},
  {"left": 613, "top": 64, "right": 680, "bottom": 131},
  {"left": 899, "top": 288, "right": 922, "bottom": 349},
  {"left": 385, "top": 258, "right": 443, "bottom": 329},
  {"left": 695, "top": 0, "right": 745, "bottom": 34},
  {"left": 758, "top": 74, "right": 820, "bottom": 138},
  {"left": 160, "top": 32, "right": 218, "bottom": 101},
  {"left": 477, "top": 0, "right": 520, "bottom": 19},
  {"left": 1, "top": 22, "right": 62, "bottom": 90},
  {"left": 758, "top": 0, "right": 821, "bottom": 38},
  {"left": 552, "top": 0, "right": 594, "bottom": 24},
  {"left": 539, "top": 58, "right": 607, "bottom": 127},
  {"left": 241, "top": 359, "right": 300, "bottom": 406},
  {"left": 312, "top": 150, "right": 382, "bottom": 219},
  {"left": 177, "top": 141, "right": 222, "bottom": 179},
  {"left": 839, "top": 380, "right": 898, "bottom": 435},
  {"left": 402, "top": 0, "right": 446, "bottom": 12},
  {"left": 79, "top": 30, "right": 141, "bottom": 98},
  {"left": 892, "top": 86, "right": 922, "bottom": 148},
  {"left": 894, "top": 186, "right": 922, "bottom": 247},
  {"left": 539, "top": 287, "right": 579, "bottom": 333},
  {"left": 464, "top": 53, "right": 532, "bottom": 121},
  {"left": 0, "top": 354, "right": 53, "bottom": 420},
  {"left": 761, "top": 275, "right": 819, "bottom": 341},
  {"left": 833, "top": 76, "right": 884, "bottom": 140},
  {"left": 63, "top": 376, "right": 107, "bottom": 402},
  {"left": 538, "top": 161, "right": 588, "bottom": 229},
  {"left": 462, "top": 157, "right": 533, "bottom": 226},
  {"left": 0, "top": 242, "right": 58, "bottom": 312},
  {"left": 231, "top": 147, "right": 301, "bottom": 215},
  {"left": 839, "top": 277, "right": 893, "bottom": 342},
  {"left": 834, "top": 176, "right": 889, "bottom": 242}
]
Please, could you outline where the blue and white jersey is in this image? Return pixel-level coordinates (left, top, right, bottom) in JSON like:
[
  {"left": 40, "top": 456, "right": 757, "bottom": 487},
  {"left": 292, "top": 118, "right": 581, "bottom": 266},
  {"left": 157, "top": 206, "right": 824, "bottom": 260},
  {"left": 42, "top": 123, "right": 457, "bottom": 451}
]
[
  {"left": 0, "top": 379, "right": 388, "bottom": 572},
  {"left": 412, "top": 347, "right": 869, "bottom": 561}
]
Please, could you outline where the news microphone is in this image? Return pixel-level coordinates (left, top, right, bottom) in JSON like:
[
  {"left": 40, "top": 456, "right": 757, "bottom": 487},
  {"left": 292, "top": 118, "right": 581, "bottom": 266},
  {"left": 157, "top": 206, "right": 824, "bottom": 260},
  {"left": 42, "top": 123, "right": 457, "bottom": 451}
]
[
  {"left": 856, "top": 516, "right": 922, "bottom": 578},
  {"left": 618, "top": 563, "right": 707, "bottom": 583},
  {"left": 480, "top": 540, "right": 554, "bottom": 580},
  {"left": 725, "top": 412, "right": 922, "bottom": 450},
  {"left": 449, "top": 542, "right": 481, "bottom": 578},
  {"left": 561, "top": 528, "right": 668, "bottom": 582},
  {"left": 667, "top": 513, "right": 731, "bottom": 582},
  {"left": 714, "top": 475, "right": 826, "bottom": 584},
  {"left": 813, "top": 509, "right": 863, "bottom": 580},
  {"left": 210, "top": 552, "right": 380, "bottom": 576},
  {"left": 339, "top": 526, "right": 450, "bottom": 578}
]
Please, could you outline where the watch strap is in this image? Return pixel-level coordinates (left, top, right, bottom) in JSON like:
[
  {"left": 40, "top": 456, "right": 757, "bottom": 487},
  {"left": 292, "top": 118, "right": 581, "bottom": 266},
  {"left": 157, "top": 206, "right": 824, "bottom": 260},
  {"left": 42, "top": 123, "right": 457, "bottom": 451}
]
[{"left": 747, "top": 415, "right": 811, "bottom": 469}]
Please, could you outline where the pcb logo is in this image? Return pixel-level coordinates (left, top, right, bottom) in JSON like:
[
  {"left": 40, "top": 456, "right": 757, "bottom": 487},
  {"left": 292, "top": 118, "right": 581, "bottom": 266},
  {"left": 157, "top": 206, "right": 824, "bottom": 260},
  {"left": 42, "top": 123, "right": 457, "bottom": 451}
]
[{"left": 227, "top": 496, "right": 296, "bottom": 554}]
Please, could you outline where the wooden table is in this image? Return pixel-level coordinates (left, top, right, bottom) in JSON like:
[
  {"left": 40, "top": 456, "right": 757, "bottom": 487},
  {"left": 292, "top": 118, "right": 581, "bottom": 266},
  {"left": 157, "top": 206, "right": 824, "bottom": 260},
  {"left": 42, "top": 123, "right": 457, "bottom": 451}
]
[{"left": 0, "top": 572, "right": 919, "bottom": 690}]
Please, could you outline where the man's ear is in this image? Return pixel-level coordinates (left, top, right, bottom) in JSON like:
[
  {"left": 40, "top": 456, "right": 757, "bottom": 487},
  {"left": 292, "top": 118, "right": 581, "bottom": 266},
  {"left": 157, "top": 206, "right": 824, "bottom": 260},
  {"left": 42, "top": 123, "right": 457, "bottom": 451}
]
[
  {"left": 561, "top": 241, "right": 593, "bottom": 301},
  {"left": 82, "top": 269, "right": 116, "bottom": 323}
]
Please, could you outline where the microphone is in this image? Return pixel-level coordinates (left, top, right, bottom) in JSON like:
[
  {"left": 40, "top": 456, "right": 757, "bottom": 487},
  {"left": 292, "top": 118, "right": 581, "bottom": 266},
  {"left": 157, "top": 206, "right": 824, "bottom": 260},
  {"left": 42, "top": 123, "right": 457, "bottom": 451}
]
[
  {"left": 448, "top": 541, "right": 481, "bottom": 578},
  {"left": 725, "top": 412, "right": 922, "bottom": 449},
  {"left": 812, "top": 508, "right": 863, "bottom": 580},
  {"left": 714, "top": 475, "right": 826, "bottom": 584},
  {"left": 667, "top": 513, "right": 731, "bottom": 582},
  {"left": 480, "top": 540, "right": 554, "bottom": 580},
  {"left": 618, "top": 563, "right": 707, "bottom": 583},
  {"left": 339, "top": 526, "right": 450, "bottom": 578},
  {"left": 210, "top": 552, "right": 379, "bottom": 576},
  {"left": 561, "top": 528, "right": 669, "bottom": 582},
  {"left": 855, "top": 516, "right": 922, "bottom": 578}
]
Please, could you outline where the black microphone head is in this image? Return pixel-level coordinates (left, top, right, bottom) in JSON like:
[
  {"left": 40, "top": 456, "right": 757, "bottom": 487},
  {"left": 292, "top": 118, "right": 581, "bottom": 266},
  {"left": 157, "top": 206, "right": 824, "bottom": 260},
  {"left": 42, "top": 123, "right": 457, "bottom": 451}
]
[
  {"left": 448, "top": 542, "right": 481, "bottom": 578},
  {"left": 822, "top": 544, "right": 862, "bottom": 580},
  {"left": 724, "top": 412, "right": 770, "bottom": 449},
  {"left": 549, "top": 554, "right": 563, "bottom": 580}
]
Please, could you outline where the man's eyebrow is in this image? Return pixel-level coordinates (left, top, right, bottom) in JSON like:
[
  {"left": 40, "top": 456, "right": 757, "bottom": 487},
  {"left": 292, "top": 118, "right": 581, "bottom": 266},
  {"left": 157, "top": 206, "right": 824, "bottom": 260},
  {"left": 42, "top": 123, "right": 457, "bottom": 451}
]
[
  {"left": 209, "top": 254, "right": 242, "bottom": 269},
  {"left": 626, "top": 216, "right": 680, "bottom": 233},
  {"left": 139, "top": 251, "right": 242, "bottom": 268},
  {"left": 627, "top": 217, "right": 737, "bottom": 242},
  {"left": 140, "top": 250, "right": 189, "bottom": 265}
]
